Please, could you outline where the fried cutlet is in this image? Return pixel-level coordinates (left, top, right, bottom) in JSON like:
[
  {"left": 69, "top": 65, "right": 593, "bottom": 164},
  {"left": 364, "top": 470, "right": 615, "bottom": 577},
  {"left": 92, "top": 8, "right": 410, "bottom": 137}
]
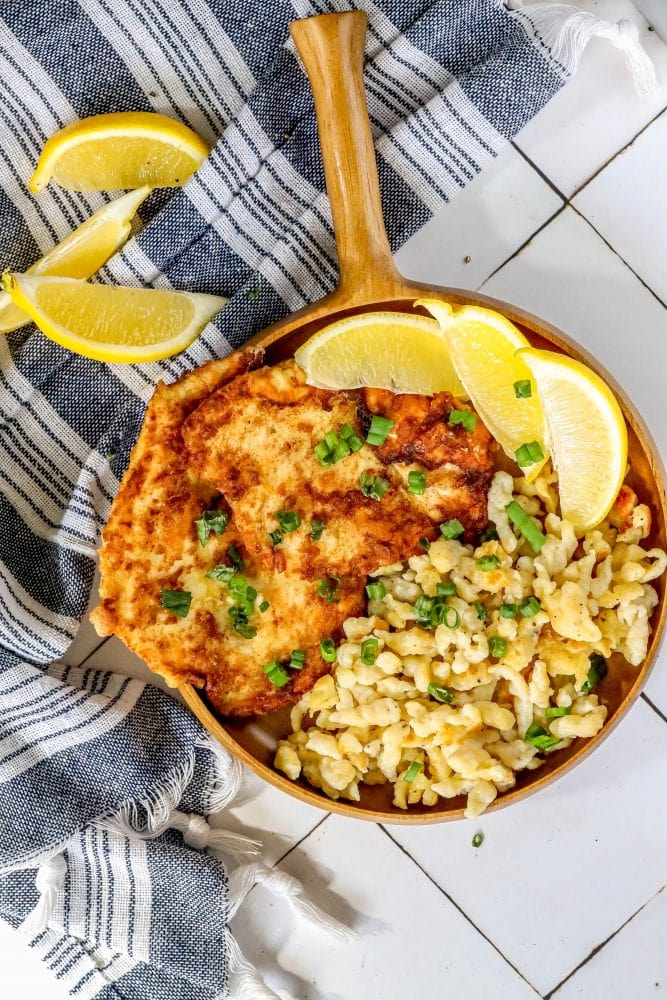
[{"left": 90, "top": 348, "right": 364, "bottom": 716}]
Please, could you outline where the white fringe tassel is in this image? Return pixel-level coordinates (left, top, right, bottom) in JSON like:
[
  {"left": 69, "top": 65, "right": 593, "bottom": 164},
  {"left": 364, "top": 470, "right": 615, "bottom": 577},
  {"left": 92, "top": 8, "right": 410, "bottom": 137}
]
[
  {"left": 227, "top": 862, "right": 356, "bottom": 942},
  {"left": 225, "top": 929, "right": 281, "bottom": 1000},
  {"left": 20, "top": 852, "right": 67, "bottom": 936},
  {"left": 498, "top": 0, "right": 657, "bottom": 96}
]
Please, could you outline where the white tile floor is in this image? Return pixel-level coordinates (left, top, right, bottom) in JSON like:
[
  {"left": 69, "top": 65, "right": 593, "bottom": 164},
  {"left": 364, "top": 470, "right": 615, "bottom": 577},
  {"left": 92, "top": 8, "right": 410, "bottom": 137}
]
[{"left": 3, "top": 5, "right": 667, "bottom": 999}]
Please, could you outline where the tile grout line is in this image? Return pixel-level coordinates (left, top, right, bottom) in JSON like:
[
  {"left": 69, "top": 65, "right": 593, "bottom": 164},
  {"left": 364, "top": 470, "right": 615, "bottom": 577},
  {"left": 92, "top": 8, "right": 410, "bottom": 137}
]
[
  {"left": 378, "top": 825, "right": 542, "bottom": 997},
  {"left": 66, "top": 634, "right": 112, "bottom": 669},
  {"left": 481, "top": 203, "right": 567, "bottom": 287},
  {"left": 510, "top": 141, "right": 568, "bottom": 202},
  {"left": 544, "top": 884, "right": 666, "bottom": 998},
  {"left": 641, "top": 691, "right": 667, "bottom": 724},
  {"left": 271, "top": 811, "right": 330, "bottom": 868}
]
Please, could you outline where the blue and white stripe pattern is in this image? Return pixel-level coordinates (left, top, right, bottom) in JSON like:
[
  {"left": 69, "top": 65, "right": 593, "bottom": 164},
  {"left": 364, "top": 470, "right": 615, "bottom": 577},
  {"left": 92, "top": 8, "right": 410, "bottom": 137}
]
[{"left": 0, "top": 1, "right": 573, "bottom": 996}]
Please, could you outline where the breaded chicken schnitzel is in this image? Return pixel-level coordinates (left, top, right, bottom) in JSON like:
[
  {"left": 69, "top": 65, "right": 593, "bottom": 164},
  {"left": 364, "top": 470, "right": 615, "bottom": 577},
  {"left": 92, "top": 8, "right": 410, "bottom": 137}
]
[{"left": 92, "top": 352, "right": 495, "bottom": 717}]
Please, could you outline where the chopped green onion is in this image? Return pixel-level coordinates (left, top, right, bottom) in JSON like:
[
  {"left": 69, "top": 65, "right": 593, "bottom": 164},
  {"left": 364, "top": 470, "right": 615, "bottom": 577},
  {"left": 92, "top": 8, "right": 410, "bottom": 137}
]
[
  {"left": 581, "top": 653, "right": 608, "bottom": 693},
  {"left": 160, "top": 589, "right": 192, "bottom": 617},
  {"left": 505, "top": 500, "right": 546, "bottom": 553},
  {"left": 513, "top": 379, "right": 532, "bottom": 399},
  {"left": 206, "top": 564, "right": 235, "bottom": 583},
  {"left": 440, "top": 518, "right": 464, "bottom": 540},
  {"left": 407, "top": 470, "right": 426, "bottom": 495},
  {"left": 439, "top": 605, "right": 460, "bottom": 629},
  {"left": 499, "top": 602, "right": 518, "bottom": 619},
  {"left": 515, "top": 440, "right": 545, "bottom": 467},
  {"left": 524, "top": 723, "right": 561, "bottom": 751},
  {"left": 314, "top": 440, "right": 335, "bottom": 466},
  {"left": 366, "top": 414, "right": 394, "bottom": 446},
  {"left": 477, "top": 555, "right": 500, "bottom": 572},
  {"left": 437, "top": 582, "right": 456, "bottom": 597},
  {"left": 404, "top": 761, "right": 422, "bottom": 783},
  {"left": 488, "top": 635, "right": 507, "bottom": 659},
  {"left": 195, "top": 509, "right": 228, "bottom": 547},
  {"left": 310, "top": 519, "right": 326, "bottom": 541},
  {"left": 317, "top": 576, "right": 341, "bottom": 603},
  {"left": 519, "top": 595, "right": 541, "bottom": 618},
  {"left": 419, "top": 537, "right": 431, "bottom": 551},
  {"left": 479, "top": 523, "right": 499, "bottom": 543},
  {"left": 228, "top": 605, "right": 257, "bottom": 639},
  {"left": 331, "top": 438, "right": 351, "bottom": 462},
  {"left": 268, "top": 529, "right": 283, "bottom": 547},
  {"left": 324, "top": 431, "right": 338, "bottom": 451},
  {"left": 448, "top": 409, "right": 478, "bottom": 432},
  {"left": 474, "top": 601, "right": 488, "bottom": 622},
  {"left": 414, "top": 594, "right": 436, "bottom": 627},
  {"left": 320, "top": 637, "right": 337, "bottom": 663},
  {"left": 259, "top": 600, "right": 270, "bottom": 613},
  {"left": 275, "top": 510, "right": 301, "bottom": 534},
  {"left": 290, "top": 649, "right": 306, "bottom": 670},
  {"left": 262, "top": 660, "right": 290, "bottom": 687},
  {"left": 360, "top": 637, "right": 379, "bottom": 665},
  {"left": 428, "top": 682, "right": 454, "bottom": 704},
  {"left": 339, "top": 423, "right": 364, "bottom": 451},
  {"left": 360, "top": 471, "right": 389, "bottom": 501},
  {"left": 227, "top": 545, "right": 245, "bottom": 572},
  {"left": 366, "top": 580, "right": 386, "bottom": 601},
  {"left": 472, "top": 832, "right": 484, "bottom": 848},
  {"left": 545, "top": 706, "right": 571, "bottom": 718}
]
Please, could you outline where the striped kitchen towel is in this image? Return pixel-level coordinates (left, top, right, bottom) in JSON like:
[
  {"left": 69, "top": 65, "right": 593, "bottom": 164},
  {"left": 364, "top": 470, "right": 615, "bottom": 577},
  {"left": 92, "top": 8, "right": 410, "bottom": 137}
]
[{"left": 0, "top": 1, "right": 654, "bottom": 997}]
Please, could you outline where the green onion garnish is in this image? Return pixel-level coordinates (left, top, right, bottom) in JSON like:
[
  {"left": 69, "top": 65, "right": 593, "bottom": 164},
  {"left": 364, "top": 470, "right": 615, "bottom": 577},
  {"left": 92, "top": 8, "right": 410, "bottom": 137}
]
[
  {"left": 419, "top": 537, "right": 431, "bottom": 551},
  {"left": 437, "top": 582, "right": 456, "bottom": 597},
  {"left": 227, "top": 545, "right": 245, "bottom": 572},
  {"left": 228, "top": 574, "right": 250, "bottom": 599},
  {"left": 404, "top": 761, "right": 422, "bottom": 783},
  {"left": 472, "top": 831, "right": 484, "bottom": 848},
  {"left": 360, "top": 637, "right": 379, "bottom": 665},
  {"left": 310, "top": 519, "right": 326, "bottom": 541},
  {"left": 427, "top": 682, "right": 454, "bottom": 704},
  {"left": 366, "top": 581, "right": 386, "bottom": 601},
  {"left": 414, "top": 594, "right": 436, "bottom": 627},
  {"left": 488, "top": 635, "right": 507, "bottom": 658},
  {"left": 316, "top": 576, "right": 341, "bottom": 603},
  {"left": 195, "top": 509, "right": 228, "bottom": 547},
  {"left": 514, "top": 441, "right": 545, "bottom": 467},
  {"left": 524, "top": 723, "right": 561, "bottom": 751},
  {"left": 360, "top": 472, "right": 389, "bottom": 501},
  {"left": 331, "top": 438, "right": 351, "bottom": 462},
  {"left": 160, "top": 589, "right": 192, "bottom": 617},
  {"left": 268, "top": 529, "right": 283, "bottom": 547},
  {"left": 448, "top": 409, "right": 478, "bottom": 432},
  {"left": 259, "top": 600, "right": 270, "bottom": 613},
  {"left": 262, "top": 660, "right": 290, "bottom": 687},
  {"left": 477, "top": 555, "right": 500, "bottom": 572},
  {"left": 479, "top": 523, "right": 499, "bottom": 543},
  {"left": 206, "top": 564, "right": 235, "bottom": 583},
  {"left": 407, "top": 470, "right": 426, "bottom": 495},
  {"left": 519, "top": 596, "right": 541, "bottom": 617},
  {"left": 440, "top": 518, "right": 464, "bottom": 540},
  {"left": 290, "top": 649, "right": 306, "bottom": 670},
  {"left": 314, "top": 440, "right": 335, "bottom": 466},
  {"left": 324, "top": 431, "right": 338, "bottom": 450},
  {"left": 513, "top": 380, "right": 532, "bottom": 399},
  {"left": 439, "top": 605, "right": 460, "bottom": 630},
  {"left": 339, "top": 423, "right": 364, "bottom": 451},
  {"left": 545, "top": 706, "right": 571, "bottom": 718},
  {"left": 581, "top": 653, "right": 608, "bottom": 693},
  {"left": 505, "top": 500, "right": 546, "bottom": 553},
  {"left": 366, "top": 414, "right": 394, "bottom": 446},
  {"left": 228, "top": 606, "right": 257, "bottom": 639},
  {"left": 499, "top": 602, "right": 517, "bottom": 619},
  {"left": 474, "top": 601, "right": 488, "bottom": 622},
  {"left": 275, "top": 510, "right": 301, "bottom": 534},
  {"left": 320, "top": 637, "right": 337, "bottom": 663}
]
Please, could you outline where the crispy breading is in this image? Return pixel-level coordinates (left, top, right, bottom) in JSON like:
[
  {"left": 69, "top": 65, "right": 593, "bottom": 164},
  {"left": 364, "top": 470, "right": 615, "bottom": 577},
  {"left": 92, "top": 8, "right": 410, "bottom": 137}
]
[{"left": 91, "top": 348, "right": 364, "bottom": 716}]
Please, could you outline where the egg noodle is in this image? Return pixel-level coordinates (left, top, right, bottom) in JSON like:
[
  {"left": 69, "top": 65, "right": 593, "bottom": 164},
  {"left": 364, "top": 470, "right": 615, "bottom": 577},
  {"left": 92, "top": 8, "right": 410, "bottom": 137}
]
[{"left": 275, "top": 466, "right": 666, "bottom": 818}]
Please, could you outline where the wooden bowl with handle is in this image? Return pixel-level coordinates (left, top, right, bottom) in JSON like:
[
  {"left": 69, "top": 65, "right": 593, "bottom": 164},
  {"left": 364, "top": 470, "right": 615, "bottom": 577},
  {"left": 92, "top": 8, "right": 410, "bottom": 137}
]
[{"left": 180, "top": 10, "right": 667, "bottom": 823}]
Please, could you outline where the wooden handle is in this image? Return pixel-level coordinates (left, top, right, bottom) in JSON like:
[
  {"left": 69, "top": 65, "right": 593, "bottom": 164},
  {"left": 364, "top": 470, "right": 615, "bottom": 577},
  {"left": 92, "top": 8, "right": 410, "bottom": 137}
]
[{"left": 290, "top": 11, "right": 402, "bottom": 300}]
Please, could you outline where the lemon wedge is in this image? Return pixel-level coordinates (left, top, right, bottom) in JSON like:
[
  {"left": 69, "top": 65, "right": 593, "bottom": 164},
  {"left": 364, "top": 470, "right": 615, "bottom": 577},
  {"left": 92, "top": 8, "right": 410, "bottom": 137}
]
[
  {"left": 294, "top": 310, "right": 464, "bottom": 395},
  {"left": 417, "top": 298, "right": 548, "bottom": 480},
  {"left": 519, "top": 348, "right": 627, "bottom": 533},
  {"left": 30, "top": 112, "right": 210, "bottom": 192},
  {"left": 3, "top": 273, "right": 226, "bottom": 363},
  {"left": 0, "top": 187, "right": 150, "bottom": 335}
]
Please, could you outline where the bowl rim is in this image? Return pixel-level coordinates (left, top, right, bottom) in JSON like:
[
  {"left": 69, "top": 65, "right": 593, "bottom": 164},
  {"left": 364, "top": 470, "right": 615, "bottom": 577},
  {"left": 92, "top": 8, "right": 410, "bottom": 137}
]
[{"left": 179, "top": 283, "right": 667, "bottom": 824}]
